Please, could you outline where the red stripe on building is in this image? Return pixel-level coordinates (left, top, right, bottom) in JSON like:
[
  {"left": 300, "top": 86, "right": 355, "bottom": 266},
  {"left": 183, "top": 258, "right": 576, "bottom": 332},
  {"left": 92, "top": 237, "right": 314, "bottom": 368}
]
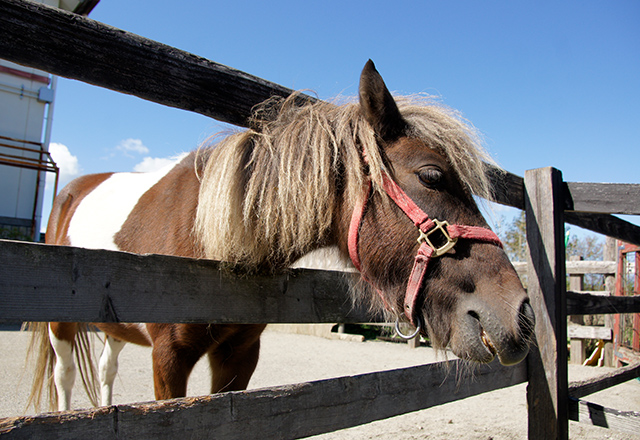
[{"left": 0, "top": 65, "right": 51, "bottom": 85}]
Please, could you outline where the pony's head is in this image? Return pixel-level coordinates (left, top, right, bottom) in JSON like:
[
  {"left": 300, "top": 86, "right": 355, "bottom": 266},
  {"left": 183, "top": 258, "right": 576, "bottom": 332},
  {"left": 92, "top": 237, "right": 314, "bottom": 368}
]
[
  {"left": 195, "top": 60, "right": 533, "bottom": 365},
  {"left": 350, "top": 60, "right": 533, "bottom": 365}
]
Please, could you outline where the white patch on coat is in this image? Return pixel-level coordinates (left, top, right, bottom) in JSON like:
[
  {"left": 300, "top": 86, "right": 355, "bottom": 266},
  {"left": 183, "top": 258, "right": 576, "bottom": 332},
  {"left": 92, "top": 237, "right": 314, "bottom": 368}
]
[
  {"left": 68, "top": 154, "right": 187, "bottom": 250},
  {"left": 98, "top": 336, "right": 126, "bottom": 406},
  {"left": 48, "top": 326, "right": 76, "bottom": 411},
  {"left": 291, "top": 246, "right": 356, "bottom": 272}
]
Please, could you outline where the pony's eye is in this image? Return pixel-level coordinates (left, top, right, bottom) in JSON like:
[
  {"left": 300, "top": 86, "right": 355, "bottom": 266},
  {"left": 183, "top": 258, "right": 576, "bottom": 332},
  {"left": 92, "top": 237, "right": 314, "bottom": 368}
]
[{"left": 417, "top": 167, "right": 443, "bottom": 187}]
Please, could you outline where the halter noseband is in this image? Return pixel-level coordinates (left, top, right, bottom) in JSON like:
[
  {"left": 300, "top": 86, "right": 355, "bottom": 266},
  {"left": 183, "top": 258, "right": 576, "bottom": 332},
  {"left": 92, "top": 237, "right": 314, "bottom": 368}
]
[{"left": 348, "top": 164, "right": 503, "bottom": 336}]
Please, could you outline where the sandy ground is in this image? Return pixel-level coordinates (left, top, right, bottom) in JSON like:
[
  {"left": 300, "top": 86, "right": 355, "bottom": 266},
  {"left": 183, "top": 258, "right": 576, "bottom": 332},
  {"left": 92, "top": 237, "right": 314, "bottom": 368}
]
[{"left": 1, "top": 327, "right": 639, "bottom": 439}]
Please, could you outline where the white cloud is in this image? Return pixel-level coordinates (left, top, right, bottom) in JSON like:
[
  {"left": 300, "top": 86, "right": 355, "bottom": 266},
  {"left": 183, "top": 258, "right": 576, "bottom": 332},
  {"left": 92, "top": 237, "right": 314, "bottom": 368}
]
[
  {"left": 46, "top": 142, "right": 80, "bottom": 189},
  {"left": 116, "top": 138, "right": 149, "bottom": 157},
  {"left": 133, "top": 155, "right": 181, "bottom": 172}
]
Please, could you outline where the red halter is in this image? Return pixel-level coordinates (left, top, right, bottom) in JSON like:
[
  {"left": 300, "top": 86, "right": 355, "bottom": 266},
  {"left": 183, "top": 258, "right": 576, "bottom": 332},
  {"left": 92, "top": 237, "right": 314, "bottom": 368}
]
[{"left": 348, "top": 166, "right": 503, "bottom": 330}]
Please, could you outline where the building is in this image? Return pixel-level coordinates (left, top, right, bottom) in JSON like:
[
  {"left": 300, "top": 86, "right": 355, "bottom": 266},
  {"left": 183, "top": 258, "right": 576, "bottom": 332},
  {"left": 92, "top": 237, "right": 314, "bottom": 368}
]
[{"left": 0, "top": 0, "right": 98, "bottom": 241}]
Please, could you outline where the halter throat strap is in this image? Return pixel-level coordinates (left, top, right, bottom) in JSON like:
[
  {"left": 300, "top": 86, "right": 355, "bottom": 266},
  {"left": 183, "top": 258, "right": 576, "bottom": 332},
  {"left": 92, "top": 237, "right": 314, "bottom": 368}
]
[{"left": 348, "top": 168, "right": 503, "bottom": 328}]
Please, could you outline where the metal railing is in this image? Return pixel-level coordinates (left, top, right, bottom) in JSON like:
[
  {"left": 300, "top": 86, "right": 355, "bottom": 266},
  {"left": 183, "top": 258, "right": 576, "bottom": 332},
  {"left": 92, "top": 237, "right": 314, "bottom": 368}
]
[{"left": 0, "top": 134, "right": 59, "bottom": 238}]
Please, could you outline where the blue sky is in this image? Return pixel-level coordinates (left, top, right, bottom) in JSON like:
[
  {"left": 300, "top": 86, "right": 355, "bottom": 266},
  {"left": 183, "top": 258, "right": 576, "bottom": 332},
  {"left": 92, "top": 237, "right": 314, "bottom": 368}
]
[{"left": 43, "top": 0, "right": 640, "bottom": 233}]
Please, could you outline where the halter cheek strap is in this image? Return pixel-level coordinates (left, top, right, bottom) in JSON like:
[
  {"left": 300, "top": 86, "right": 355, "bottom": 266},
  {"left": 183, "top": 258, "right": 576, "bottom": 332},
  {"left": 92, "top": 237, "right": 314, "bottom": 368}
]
[{"left": 348, "top": 168, "right": 503, "bottom": 330}]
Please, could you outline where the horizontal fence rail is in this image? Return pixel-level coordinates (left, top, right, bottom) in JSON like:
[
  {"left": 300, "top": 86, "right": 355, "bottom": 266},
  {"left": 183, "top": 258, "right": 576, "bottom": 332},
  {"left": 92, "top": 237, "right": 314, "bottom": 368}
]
[
  {"left": 0, "top": 239, "right": 371, "bottom": 324},
  {"left": 563, "top": 212, "right": 640, "bottom": 246},
  {"left": 0, "top": 0, "right": 313, "bottom": 128},
  {"left": 0, "top": 359, "right": 527, "bottom": 439},
  {"left": 511, "top": 261, "right": 640, "bottom": 315},
  {"left": 512, "top": 260, "right": 617, "bottom": 276},
  {"left": 489, "top": 168, "right": 640, "bottom": 245},
  {"left": 567, "top": 292, "right": 640, "bottom": 315},
  {"left": 564, "top": 182, "right": 640, "bottom": 216},
  {"left": 568, "top": 363, "right": 640, "bottom": 436},
  {"left": 569, "top": 362, "right": 640, "bottom": 400}
]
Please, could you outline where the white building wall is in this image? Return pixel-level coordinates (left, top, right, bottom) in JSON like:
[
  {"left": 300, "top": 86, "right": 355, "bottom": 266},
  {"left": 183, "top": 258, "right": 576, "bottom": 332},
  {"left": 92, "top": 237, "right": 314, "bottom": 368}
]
[
  {"left": 0, "top": 0, "right": 87, "bottom": 239},
  {"left": 0, "top": 61, "right": 51, "bottom": 221}
]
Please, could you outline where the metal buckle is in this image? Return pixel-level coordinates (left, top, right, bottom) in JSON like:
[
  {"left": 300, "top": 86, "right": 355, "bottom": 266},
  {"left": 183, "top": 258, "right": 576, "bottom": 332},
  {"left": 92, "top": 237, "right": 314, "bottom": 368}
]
[{"left": 417, "top": 219, "right": 458, "bottom": 257}]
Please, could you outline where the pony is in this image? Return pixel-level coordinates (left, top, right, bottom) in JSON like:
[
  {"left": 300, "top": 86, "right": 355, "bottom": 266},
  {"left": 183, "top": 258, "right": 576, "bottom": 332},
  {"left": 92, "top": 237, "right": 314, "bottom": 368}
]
[{"left": 27, "top": 60, "right": 534, "bottom": 411}]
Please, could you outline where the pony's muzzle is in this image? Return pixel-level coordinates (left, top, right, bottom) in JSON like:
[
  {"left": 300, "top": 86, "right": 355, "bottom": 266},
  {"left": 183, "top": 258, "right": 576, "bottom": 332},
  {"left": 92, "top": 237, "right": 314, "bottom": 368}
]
[{"left": 455, "top": 298, "right": 535, "bottom": 366}]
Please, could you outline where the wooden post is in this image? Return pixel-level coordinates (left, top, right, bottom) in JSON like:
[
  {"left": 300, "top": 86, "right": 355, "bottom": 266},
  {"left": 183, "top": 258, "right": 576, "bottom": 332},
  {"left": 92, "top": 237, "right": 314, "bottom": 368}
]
[
  {"left": 613, "top": 241, "right": 626, "bottom": 367},
  {"left": 569, "top": 256, "right": 586, "bottom": 365},
  {"left": 525, "top": 167, "right": 568, "bottom": 440},
  {"left": 603, "top": 237, "right": 616, "bottom": 367}
]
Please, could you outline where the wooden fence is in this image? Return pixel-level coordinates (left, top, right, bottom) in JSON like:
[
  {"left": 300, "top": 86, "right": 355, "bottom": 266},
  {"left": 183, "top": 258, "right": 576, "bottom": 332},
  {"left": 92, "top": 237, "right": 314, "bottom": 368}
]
[
  {"left": 567, "top": 253, "right": 616, "bottom": 367},
  {"left": 514, "top": 249, "right": 618, "bottom": 367},
  {"left": 1, "top": 1, "right": 640, "bottom": 438}
]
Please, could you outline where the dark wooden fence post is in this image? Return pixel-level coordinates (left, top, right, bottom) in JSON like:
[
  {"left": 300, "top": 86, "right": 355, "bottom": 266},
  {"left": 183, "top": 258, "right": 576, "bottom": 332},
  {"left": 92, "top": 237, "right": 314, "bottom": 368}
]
[{"left": 525, "top": 167, "right": 568, "bottom": 440}]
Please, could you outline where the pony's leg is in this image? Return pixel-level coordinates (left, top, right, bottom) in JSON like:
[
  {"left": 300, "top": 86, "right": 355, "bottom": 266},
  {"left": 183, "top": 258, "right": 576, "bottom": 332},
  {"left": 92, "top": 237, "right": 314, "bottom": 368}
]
[
  {"left": 208, "top": 324, "right": 266, "bottom": 393},
  {"left": 98, "top": 335, "right": 126, "bottom": 406},
  {"left": 48, "top": 323, "right": 78, "bottom": 411},
  {"left": 149, "top": 324, "right": 213, "bottom": 400}
]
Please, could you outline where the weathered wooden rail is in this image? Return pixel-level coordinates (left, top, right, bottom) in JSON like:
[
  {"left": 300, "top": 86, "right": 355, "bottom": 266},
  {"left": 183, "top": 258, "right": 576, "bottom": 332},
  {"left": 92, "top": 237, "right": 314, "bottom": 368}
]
[
  {"left": 0, "top": 240, "right": 366, "bottom": 324},
  {"left": 1, "top": 0, "right": 640, "bottom": 438},
  {"left": 0, "top": 358, "right": 525, "bottom": 439},
  {"left": 0, "top": 0, "right": 314, "bottom": 128}
]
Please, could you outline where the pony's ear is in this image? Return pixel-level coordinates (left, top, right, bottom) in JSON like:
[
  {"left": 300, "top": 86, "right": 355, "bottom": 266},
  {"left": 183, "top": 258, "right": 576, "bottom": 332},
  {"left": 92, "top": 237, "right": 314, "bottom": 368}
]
[{"left": 359, "top": 60, "right": 407, "bottom": 142}]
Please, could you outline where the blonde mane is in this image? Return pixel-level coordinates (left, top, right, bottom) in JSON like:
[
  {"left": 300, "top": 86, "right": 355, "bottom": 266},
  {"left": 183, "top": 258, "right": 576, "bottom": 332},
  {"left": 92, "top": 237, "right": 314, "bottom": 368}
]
[{"left": 195, "top": 93, "right": 494, "bottom": 269}]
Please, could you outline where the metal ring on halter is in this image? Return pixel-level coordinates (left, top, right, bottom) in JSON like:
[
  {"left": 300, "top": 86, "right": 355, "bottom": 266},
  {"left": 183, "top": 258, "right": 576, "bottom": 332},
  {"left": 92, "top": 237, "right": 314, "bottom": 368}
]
[{"left": 394, "top": 316, "right": 422, "bottom": 340}]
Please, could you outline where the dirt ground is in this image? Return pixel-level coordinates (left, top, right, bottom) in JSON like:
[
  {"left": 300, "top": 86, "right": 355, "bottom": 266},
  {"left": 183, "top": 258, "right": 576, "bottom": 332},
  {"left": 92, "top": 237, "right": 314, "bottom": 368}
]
[{"left": 1, "top": 326, "right": 639, "bottom": 439}]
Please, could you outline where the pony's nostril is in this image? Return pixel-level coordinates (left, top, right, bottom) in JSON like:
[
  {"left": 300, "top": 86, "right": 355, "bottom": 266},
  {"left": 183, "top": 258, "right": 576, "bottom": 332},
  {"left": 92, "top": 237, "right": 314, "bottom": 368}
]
[
  {"left": 468, "top": 310, "right": 480, "bottom": 321},
  {"left": 518, "top": 300, "right": 535, "bottom": 337}
]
